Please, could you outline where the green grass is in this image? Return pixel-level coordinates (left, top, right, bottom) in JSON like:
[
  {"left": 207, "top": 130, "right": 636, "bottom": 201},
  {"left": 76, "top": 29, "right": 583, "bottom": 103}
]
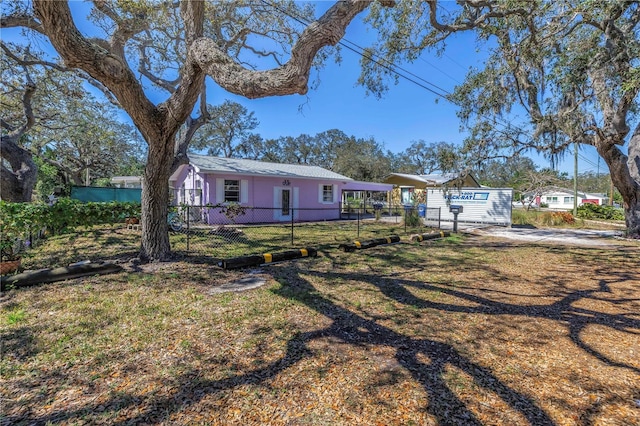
[
  {"left": 5, "top": 308, "right": 26, "bottom": 325},
  {"left": 18, "top": 211, "right": 629, "bottom": 272},
  {"left": 19, "top": 220, "right": 434, "bottom": 269},
  {"left": 1, "top": 232, "right": 638, "bottom": 424}
]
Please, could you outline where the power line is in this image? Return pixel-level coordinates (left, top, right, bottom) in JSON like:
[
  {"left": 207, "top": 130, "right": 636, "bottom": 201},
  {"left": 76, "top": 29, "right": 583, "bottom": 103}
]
[
  {"left": 337, "top": 39, "right": 451, "bottom": 99},
  {"left": 259, "top": 0, "right": 517, "bottom": 131},
  {"left": 259, "top": 0, "right": 609, "bottom": 170},
  {"left": 260, "top": 0, "right": 451, "bottom": 98},
  {"left": 419, "top": 56, "right": 464, "bottom": 85},
  {"left": 578, "top": 152, "right": 599, "bottom": 168}
]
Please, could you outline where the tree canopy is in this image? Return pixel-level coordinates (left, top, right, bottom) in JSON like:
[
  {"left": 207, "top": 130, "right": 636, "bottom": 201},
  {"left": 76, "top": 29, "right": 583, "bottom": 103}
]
[
  {"left": 365, "top": 0, "right": 640, "bottom": 237},
  {"left": 1, "top": 48, "right": 145, "bottom": 200},
  {"left": 189, "top": 100, "right": 259, "bottom": 158}
]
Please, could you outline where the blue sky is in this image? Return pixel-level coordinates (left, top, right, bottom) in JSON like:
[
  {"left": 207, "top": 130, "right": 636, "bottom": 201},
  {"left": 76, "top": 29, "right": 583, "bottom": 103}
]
[
  {"left": 5, "top": 1, "right": 607, "bottom": 177},
  {"left": 203, "top": 5, "right": 605, "bottom": 177}
]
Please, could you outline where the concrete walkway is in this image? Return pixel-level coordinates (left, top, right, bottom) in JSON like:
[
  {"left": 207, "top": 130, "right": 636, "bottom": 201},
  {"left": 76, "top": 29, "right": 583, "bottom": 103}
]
[{"left": 466, "top": 226, "right": 624, "bottom": 246}]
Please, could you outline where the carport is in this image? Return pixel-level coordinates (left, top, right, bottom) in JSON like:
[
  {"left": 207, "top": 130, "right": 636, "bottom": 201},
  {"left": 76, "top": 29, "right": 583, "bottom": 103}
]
[{"left": 341, "top": 181, "right": 393, "bottom": 210}]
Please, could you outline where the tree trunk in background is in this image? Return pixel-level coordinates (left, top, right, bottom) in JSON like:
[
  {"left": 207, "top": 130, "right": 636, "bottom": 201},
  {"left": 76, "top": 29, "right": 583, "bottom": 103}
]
[
  {"left": 0, "top": 137, "right": 38, "bottom": 202},
  {"left": 624, "top": 200, "right": 640, "bottom": 238}
]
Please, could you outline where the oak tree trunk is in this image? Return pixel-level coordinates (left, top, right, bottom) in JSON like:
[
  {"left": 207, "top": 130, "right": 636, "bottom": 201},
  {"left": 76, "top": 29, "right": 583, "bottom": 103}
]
[
  {"left": 623, "top": 129, "right": 640, "bottom": 238},
  {"left": 140, "top": 140, "right": 174, "bottom": 261},
  {"left": 598, "top": 132, "right": 640, "bottom": 238}
]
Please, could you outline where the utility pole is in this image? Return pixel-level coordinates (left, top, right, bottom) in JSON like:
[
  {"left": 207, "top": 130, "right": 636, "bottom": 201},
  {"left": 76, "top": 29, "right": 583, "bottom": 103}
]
[{"left": 573, "top": 142, "right": 578, "bottom": 215}]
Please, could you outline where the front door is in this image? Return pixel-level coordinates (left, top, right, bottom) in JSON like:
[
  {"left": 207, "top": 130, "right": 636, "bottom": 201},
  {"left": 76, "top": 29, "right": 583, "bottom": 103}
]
[
  {"left": 281, "top": 189, "right": 290, "bottom": 216},
  {"left": 274, "top": 187, "right": 297, "bottom": 221}
]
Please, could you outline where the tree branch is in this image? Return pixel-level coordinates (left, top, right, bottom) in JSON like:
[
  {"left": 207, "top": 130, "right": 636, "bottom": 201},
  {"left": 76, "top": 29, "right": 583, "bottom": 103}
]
[
  {"left": 34, "top": 0, "right": 160, "bottom": 140},
  {"left": 425, "top": 0, "right": 527, "bottom": 34},
  {"left": 191, "top": 0, "right": 386, "bottom": 99},
  {"left": 0, "top": 12, "right": 44, "bottom": 33},
  {"left": 137, "top": 41, "right": 181, "bottom": 92},
  {"left": 4, "top": 76, "right": 37, "bottom": 142},
  {"left": 0, "top": 41, "right": 67, "bottom": 72}
]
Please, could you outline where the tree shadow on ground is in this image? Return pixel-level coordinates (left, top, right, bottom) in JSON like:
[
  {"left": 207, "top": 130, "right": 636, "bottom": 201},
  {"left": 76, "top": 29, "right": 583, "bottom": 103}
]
[
  {"left": 4, "top": 259, "right": 557, "bottom": 425},
  {"left": 5, "top": 241, "right": 637, "bottom": 425},
  {"left": 269, "top": 270, "right": 556, "bottom": 425},
  {"left": 317, "top": 244, "right": 640, "bottom": 375}
]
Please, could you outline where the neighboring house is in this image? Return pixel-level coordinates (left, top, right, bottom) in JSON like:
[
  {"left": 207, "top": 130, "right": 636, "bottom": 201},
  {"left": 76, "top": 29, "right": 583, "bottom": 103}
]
[
  {"left": 383, "top": 173, "right": 481, "bottom": 205},
  {"left": 170, "top": 154, "right": 390, "bottom": 224},
  {"left": 110, "top": 176, "right": 143, "bottom": 188},
  {"left": 533, "top": 188, "right": 609, "bottom": 209}
]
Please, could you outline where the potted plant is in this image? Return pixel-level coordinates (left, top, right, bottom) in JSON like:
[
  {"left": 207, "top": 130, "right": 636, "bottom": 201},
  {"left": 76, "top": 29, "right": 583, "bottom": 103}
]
[{"left": 0, "top": 236, "right": 22, "bottom": 275}]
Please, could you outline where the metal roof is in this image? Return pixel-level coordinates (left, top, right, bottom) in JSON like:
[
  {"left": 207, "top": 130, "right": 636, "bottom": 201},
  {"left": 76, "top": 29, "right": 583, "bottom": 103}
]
[
  {"left": 417, "top": 173, "right": 465, "bottom": 185},
  {"left": 188, "top": 154, "right": 353, "bottom": 181},
  {"left": 343, "top": 181, "right": 393, "bottom": 191},
  {"left": 385, "top": 173, "right": 479, "bottom": 186}
]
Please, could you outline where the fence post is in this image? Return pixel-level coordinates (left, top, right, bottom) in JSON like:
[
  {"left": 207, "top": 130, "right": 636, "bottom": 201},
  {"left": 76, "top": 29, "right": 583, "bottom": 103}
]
[
  {"left": 186, "top": 205, "right": 190, "bottom": 252},
  {"left": 357, "top": 206, "right": 360, "bottom": 238},
  {"left": 291, "top": 207, "right": 294, "bottom": 246},
  {"left": 404, "top": 209, "right": 407, "bottom": 234}
]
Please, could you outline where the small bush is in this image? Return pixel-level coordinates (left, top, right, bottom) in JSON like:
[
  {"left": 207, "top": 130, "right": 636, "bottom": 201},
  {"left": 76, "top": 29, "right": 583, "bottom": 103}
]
[
  {"left": 404, "top": 208, "right": 421, "bottom": 227},
  {"left": 512, "top": 209, "right": 535, "bottom": 226},
  {"left": 0, "top": 199, "right": 141, "bottom": 242},
  {"left": 576, "top": 203, "right": 624, "bottom": 220}
]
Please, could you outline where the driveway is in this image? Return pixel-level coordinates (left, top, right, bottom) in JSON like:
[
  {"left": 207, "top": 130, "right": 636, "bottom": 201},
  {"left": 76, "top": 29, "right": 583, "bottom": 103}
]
[{"left": 464, "top": 225, "right": 623, "bottom": 246}]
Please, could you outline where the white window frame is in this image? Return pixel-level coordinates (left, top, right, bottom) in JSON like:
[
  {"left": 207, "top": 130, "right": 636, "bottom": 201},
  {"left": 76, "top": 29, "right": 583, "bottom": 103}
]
[
  {"left": 318, "top": 184, "right": 337, "bottom": 204},
  {"left": 322, "top": 185, "right": 333, "bottom": 202},
  {"left": 216, "top": 178, "right": 249, "bottom": 204},
  {"left": 224, "top": 179, "right": 240, "bottom": 202}
]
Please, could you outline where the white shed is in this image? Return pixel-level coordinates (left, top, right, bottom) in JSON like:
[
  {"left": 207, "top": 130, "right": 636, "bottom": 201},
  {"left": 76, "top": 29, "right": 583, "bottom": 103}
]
[{"left": 425, "top": 187, "right": 513, "bottom": 226}]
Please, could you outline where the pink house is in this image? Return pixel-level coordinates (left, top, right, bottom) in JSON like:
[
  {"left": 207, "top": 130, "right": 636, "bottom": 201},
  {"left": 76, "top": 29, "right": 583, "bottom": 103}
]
[{"left": 170, "top": 154, "right": 376, "bottom": 224}]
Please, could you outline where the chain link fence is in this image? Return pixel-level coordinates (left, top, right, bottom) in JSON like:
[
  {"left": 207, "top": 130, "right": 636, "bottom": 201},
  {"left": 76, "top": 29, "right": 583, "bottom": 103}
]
[
  {"left": 8, "top": 203, "right": 441, "bottom": 271},
  {"left": 166, "top": 204, "right": 441, "bottom": 258}
]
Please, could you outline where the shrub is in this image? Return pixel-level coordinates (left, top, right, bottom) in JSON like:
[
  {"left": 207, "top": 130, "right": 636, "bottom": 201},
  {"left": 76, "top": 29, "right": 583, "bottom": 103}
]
[
  {"left": 539, "top": 211, "right": 575, "bottom": 226},
  {"left": 512, "top": 209, "right": 535, "bottom": 226},
  {"left": 576, "top": 203, "right": 624, "bottom": 220},
  {"left": 403, "top": 207, "right": 421, "bottom": 227},
  {"left": 553, "top": 211, "right": 575, "bottom": 224},
  {"left": 0, "top": 199, "right": 141, "bottom": 242}
]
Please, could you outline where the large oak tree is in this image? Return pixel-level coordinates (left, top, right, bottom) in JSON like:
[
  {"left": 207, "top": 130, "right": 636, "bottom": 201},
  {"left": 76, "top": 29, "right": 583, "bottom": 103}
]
[
  {"left": 3, "top": 0, "right": 393, "bottom": 260},
  {"left": 366, "top": 0, "right": 640, "bottom": 238}
]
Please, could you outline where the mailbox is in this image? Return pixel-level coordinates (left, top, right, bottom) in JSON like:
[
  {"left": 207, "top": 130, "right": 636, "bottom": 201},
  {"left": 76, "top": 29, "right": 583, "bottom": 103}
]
[{"left": 449, "top": 205, "right": 463, "bottom": 233}]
